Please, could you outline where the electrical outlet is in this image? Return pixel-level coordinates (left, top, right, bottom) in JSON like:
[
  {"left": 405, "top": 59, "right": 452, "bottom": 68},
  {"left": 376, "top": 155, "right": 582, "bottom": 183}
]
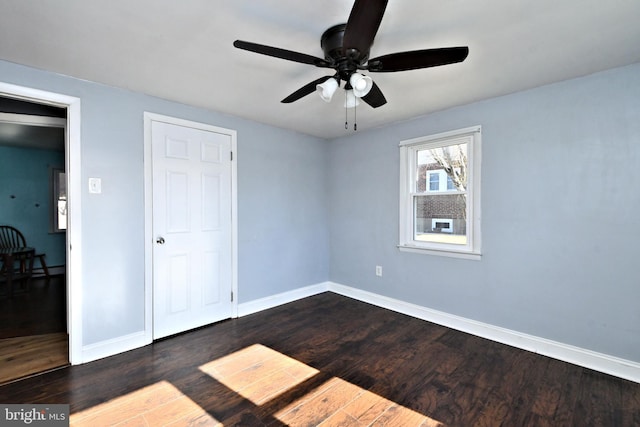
[{"left": 375, "top": 266, "right": 382, "bottom": 277}]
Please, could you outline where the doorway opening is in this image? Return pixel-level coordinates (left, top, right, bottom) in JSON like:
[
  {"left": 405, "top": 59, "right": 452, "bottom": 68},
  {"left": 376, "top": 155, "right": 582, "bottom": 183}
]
[{"left": 0, "top": 83, "right": 81, "bottom": 382}]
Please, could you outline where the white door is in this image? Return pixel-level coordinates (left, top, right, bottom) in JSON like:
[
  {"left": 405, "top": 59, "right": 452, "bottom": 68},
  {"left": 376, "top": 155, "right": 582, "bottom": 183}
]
[{"left": 151, "top": 120, "right": 234, "bottom": 339}]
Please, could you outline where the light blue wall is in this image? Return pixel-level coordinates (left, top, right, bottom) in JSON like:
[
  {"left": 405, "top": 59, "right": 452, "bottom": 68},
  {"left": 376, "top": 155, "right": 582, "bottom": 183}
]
[
  {"left": 328, "top": 63, "right": 640, "bottom": 363},
  {"left": 3, "top": 55, "right": 638, "bottom": 365},
  {"left": 0, "top": 59, "right": 329, "bottom": 346},
  {"left": 238, "top": 126, "right": 329, "bottom": 296},
  {"left": 0, "top": 145, "right": 66, "bottom": 266}
]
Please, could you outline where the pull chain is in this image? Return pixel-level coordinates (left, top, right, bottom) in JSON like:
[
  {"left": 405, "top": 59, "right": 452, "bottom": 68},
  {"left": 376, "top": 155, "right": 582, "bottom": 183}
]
[
  {"left": 345, "top": 91, "right": 348, "bottom": 129},
  {"left": 344, "top": 90, "right": 358, "bottom": 131},
  {"left": 354, "top": 102, "right": 357, "bottom": 131}
]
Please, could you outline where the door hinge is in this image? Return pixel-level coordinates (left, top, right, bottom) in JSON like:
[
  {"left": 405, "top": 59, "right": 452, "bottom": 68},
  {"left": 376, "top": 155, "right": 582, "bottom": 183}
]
[{"left": 231, "top": 291, "right": 234, "bottom": 302}]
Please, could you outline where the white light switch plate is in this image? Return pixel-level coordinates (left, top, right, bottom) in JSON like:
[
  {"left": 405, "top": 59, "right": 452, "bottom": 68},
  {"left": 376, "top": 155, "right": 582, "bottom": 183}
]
[{"left": 88, "top": 177, "right": 102, "bottom": 194}]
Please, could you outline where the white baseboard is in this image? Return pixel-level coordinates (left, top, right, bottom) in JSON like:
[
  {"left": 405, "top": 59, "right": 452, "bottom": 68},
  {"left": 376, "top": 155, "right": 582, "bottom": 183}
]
[
  {"left": 81, "top": 331, "right": 151, "bottom": 364},
  {"left": 237, "top": 282, "right": 330, "bottom": 317},
  {"left": 326, "top": 282, "right": 640, "bottom": 384},
  {"left": 81, "top": 281, "right": 639, "bottom": 383},
  {"left": 79, "top": 284, "right": 330, "bottom": 364}
]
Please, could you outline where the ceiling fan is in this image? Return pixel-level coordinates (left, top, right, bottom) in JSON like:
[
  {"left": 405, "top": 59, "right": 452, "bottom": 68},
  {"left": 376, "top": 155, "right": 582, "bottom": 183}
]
[{"left": 233, "top": 0, "right": 469, "bottom": 109}]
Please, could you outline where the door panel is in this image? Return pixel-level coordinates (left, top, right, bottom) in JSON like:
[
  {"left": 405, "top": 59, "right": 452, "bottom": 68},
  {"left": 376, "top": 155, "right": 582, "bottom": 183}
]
[
  {"left": 202, "top": 250, "right": 220, "bottom": 305},
  {"left": 152, "top": 120, "right": 233, "bottom": 339},
  {"left": 168, "top": 253, "right": 190, "bottom": 314},
  {"left": 202, "top": 174, "right": 221, "bottom": 230},
  {"left": 167, "top": 171, "right": 189, "bottom": 232}
]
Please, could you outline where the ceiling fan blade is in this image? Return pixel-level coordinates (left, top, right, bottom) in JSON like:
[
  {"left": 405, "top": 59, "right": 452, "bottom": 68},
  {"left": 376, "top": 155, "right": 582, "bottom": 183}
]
[
  {"left": 360, "top": 81, "right": 387, "bottom": 108},
  {"left": 281, "top": 76, "right": 333, "bottom": 103},
  {"left": 343, "top": 0, "right": 388, "bottom": 56},
  {"left": 368, "top": 47, "right": 469, "bottom": 72},
  {"left": 234, "top": 40, "right": 331, "bottom": 67}
]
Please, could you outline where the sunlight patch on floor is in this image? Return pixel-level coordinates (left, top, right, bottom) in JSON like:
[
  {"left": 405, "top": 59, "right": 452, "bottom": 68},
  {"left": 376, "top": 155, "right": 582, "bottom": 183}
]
[
  {"left": 71, "top": 344, "right": 444, "bottom": 426},
  {"left": 199, "top": 343, "right": 319, "bottom": 406},
  {"left": 275, "top": 376, "right": 443, "bottom": 426},
  {"left": 69, "top": 380, "right": 221, "bottom": 427},
  {"left": 201, "top": 343, "right": 444, "bottom": 426}
]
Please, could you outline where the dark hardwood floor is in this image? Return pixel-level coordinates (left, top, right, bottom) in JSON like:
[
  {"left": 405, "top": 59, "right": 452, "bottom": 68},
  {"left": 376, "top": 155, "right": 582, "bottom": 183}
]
[
  {"left": 0, "top": 275, "right": 67, "bottom": 339},
  {"left": 0, "top": 292, "right": 638, "bottom": 426}
]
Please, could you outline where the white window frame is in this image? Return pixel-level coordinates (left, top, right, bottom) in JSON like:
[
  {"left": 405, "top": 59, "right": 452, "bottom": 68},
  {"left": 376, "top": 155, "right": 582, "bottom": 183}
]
[{"left": 399, "top": 125, "right": 482, "bottom": 260}]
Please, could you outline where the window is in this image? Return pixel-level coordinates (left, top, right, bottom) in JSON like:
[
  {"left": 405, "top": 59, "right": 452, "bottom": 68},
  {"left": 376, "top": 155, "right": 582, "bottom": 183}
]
[
  {"left": 399, "top": 126, "right": 481, "bottom": 259},
  {"left": 50, "top": 168, "right": 67, "bottom": 232},
  {"left": 427, "top": 169, "right": 457, "bottom": 192}
]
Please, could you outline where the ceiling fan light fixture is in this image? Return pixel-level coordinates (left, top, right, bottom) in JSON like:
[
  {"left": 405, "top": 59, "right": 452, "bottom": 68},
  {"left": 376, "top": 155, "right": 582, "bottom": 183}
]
[
  {"left": 234, "top": 0, "right": 467, "bottom": 113},
  {"left": 344, "top": 89, "right": 360, "bottom": 108},
  {"left": 349, "top": 73, "right": 373, "bottom": 98},
  {"left": 316, "top": 77, "right": 339, "bottom": 102}
]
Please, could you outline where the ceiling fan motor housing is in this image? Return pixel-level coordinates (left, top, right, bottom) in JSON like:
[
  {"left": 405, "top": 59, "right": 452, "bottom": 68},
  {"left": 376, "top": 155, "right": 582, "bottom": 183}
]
[{"left": 321, "top": 24, "right": 369, "bottom": 81}]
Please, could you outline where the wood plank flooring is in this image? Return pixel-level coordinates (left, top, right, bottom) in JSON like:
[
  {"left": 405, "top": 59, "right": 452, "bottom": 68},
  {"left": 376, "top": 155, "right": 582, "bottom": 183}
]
[
  {"left": 0, "top": 333, "right": 69, "bottom": 384},
  {"left": 0, "top": 292, "right": 638, "bottom": 426},
  {"left": 0, "top": 275, "right": 68, "bottom": 384}
]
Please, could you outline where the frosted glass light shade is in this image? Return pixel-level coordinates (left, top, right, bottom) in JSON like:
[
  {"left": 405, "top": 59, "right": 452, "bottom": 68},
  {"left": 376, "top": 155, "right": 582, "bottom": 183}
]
[
  {"left": 349, "top": 73, "right": 373, "bottom": 98},
  {"left": 316, "top": 78, "right": 339, "bottom": 102}
]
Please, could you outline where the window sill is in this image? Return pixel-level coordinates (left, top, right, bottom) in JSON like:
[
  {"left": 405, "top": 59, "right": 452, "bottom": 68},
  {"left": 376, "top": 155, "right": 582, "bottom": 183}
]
[{"left": 397, "top": 244, "right": 482, "bottom": 261}]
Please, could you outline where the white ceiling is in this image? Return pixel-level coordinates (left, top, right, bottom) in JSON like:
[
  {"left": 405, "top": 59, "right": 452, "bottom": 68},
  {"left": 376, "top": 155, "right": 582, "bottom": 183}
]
[{"left": 1, "top": 0, "right": 639, "bottom": 139}]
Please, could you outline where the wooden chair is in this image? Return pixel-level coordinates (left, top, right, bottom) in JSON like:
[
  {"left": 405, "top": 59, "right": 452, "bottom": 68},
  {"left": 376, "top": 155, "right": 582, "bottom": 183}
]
[{"left": 0, "top": 225, "right": 49, "bottom": 279}]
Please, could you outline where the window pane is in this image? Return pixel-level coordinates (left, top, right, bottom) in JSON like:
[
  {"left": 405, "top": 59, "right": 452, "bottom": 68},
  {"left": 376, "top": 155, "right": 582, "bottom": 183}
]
[
  {"left": 414, "top": 141, "right": 468, "bottom": 244},
  {"left": 57, "top": 198, "right": 67, "bottom": 230},
  {"left": 416, "top": 143, "right": 468, "bottom": 193},
  {"left": 414, "top": 194, "right": 467, "bottom": 245},
  {"left": 57, "top": 172, "right": 67, "bottom": 230},
  {"left": 446, "top": 176, "right": 455, "bottom": 191},
  {"left": 428, "top": 173, "right": 439, "bottom": 191},
  {"left": 50, "top": 169, "right": 67, "bottom": 232}
]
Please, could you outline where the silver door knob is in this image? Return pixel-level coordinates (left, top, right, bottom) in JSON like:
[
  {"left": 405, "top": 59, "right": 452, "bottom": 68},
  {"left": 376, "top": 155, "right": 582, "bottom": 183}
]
[{"left": 156, "top": 237, "right": 165, "bottom": 245}]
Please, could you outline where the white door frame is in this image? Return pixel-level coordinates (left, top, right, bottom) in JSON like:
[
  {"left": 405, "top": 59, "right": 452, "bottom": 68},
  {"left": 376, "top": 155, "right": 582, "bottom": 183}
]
[
  {"left": 0, "top": 82, "right": 82, "bottom": 364},
  {"left": 143, "top": 112, "right": 238, "bottom": 339}
]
